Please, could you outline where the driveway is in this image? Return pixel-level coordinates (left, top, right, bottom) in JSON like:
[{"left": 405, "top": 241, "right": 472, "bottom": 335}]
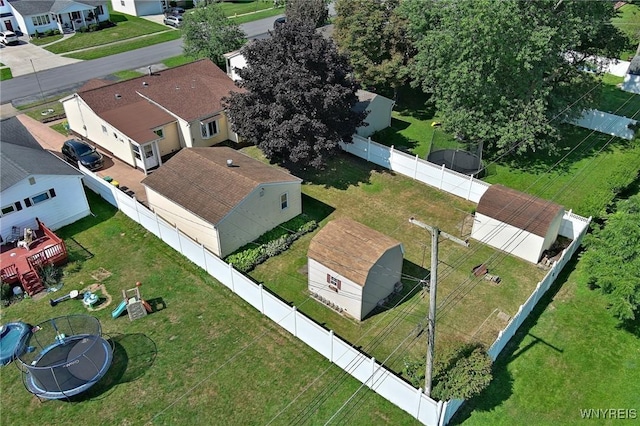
[
  {"left": 16, "top": 114, "right": 148, "bottom": 204},
  {"left": 0, "top": 34, "right": 81, "bottom": 77}
]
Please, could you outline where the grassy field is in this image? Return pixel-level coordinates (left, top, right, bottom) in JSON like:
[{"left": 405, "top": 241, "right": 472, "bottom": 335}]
[
  {"left": 453, "top": 257, "right": 640, "bottom": 425},
  {"left": 0, "top": 191, "right": 419, "bottom": 426},
  {"left": 219, "top": 0, "right": 278, "bottom": 16},
  {"left": 241, "top": 148, "right": 545, "bottom": 374},
  {"left": 612, "top": 3, "right": 640, "bottom": 60},
  {"left": 0, "top": 67, "right": 12, "bottom": 81},
  {"left": 230, "top": 7, "right": 284, "bottom": 25},
  {"left": 63, "top": 31, "right": 182, "bottom": 60},
  {"left": 49, "top": 121, "right": 69, "bottom": 135},
  {"left": 29, "top": 34, "right": 64, "bottom": 46},
  {"left": 45, "top": 13, "right": 168, "bottom": 54}
]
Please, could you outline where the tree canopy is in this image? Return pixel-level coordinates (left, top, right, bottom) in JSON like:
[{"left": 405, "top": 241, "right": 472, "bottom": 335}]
[
  {"left": 580, "top": 194, "right": 640, "bottom": 324},
  {"left": 401, "top": 0, "right": 628, "bottom": 155},
  {"left": 285, "top": 0, "right": 328, "bottom": 28},
  {"left": 181, "top": 3, "right": 246, "bottom": 68},
  {"left": 334, "top": 0, "right": 413, "bottom": 97},
  {"left": 224, "top": 23, "right": 365, "bottom": 170}
]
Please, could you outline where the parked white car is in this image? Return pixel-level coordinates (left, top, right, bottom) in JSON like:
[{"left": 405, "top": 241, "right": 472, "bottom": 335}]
[
  {"left": 163, "top": 15, "right": 182, "bottom": 28},
  {"left": 0, "top": 31, "right": 19, "bottom": 46}
]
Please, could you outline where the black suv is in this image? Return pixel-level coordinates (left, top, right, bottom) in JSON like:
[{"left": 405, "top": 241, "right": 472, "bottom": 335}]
[{"left": 62, "top": 139, "right": 104, "bottom": 171}]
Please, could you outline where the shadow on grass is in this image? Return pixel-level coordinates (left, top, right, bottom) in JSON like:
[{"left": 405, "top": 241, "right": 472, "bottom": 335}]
[
  {"left": 372, "top": 118, "right": 418, "bottom": 151},
  {"left": 449, "top": 255, "right": 579, "bottom": 425},
  {"left": 68, "top": 333, "right": 157, "bottom": 401},
  {"left": 364, "top": 259, "right": 429, "bottom": 320},
  {"left": 394, "top": 86, "right": 436, "bottom": 120},
  {"left": 301, "top": 193, "right": 335, "bottom": 223},
  {"left": 109, "top": 13, "right": 129, "bottom": 24},
  {"left": 297, "top": 152, "right": 389, "bottom": 190},
  {"left": 55, "top": 189, "right": 118, "bottom": 239}
]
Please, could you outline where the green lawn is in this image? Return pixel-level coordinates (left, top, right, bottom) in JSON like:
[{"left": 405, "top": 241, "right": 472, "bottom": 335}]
[
  {"left": 242, "top": 148, "right": 545, "bottom": 375},
  {"left": 63, "top": 31, "right": 182, "bottom": 60},
  {"left": 453, "top": 257, "right": 640, "bottom": 425},
  {"left": 45, "top": 13, "right": 168, "bottom": 54},
  {"left": 612, "top": 3, "right": 640, "bottom": 60},
  {"left": 230, "top": 7, "right": 284, "bottom": 25},
  {"left": 219, "top": 0, "right": 276, "bottom": 16},
  {"left": 0, "top": 191, "right": 419, "bottom": 426},
  {"left": 0, "top": 67, "right": 12, "bottom": 81},
  {"left": 163, "top": 55, "right": 195, "bottom": 68},
  {"left": 50, "top": 121, "right": 69, "bottom": 135},
  {"left": 29, "top": 34, "right": 64, "bottom": 46}
]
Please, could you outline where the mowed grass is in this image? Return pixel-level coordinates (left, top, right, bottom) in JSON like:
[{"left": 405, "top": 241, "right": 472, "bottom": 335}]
[
  {"left": 230, "top": 7, "right": 284, "bottom": 25},
  {"left": 453, "top": 257, "right": 640, "bottom": 425},
  {"left": 0, "top": 67, "right": 12, "bottom": 81},
  {"left": 63, "top": 31, "right": 181, "bottom": 60},
  {"left": 219, "top": 0, "right": 277, "bottom": 16},
  {"left": 612, "top": 3, "right": 640, "bottom": 60},
  {"left": 242, "top": 148, "right": 545, "bottom": 374},
  {"left": 45, "top": 12, "right": 168, "bottom": 54},
  {"left": 0, "top": 191, "right": 419, "bottom": 425}
]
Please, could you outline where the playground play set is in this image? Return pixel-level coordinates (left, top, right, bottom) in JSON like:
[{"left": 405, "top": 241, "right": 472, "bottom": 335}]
[{"left": 1, "top": 282, "right": 156, "bottom": 399}]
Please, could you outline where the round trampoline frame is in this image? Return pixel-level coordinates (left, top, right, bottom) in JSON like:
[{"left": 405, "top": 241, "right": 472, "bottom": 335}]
[
  {"left": 427, "top": 149, "right": 484, "bottom": 177},
  {"left": 16, "top": 315, "right": 113, "bottom": 400}
]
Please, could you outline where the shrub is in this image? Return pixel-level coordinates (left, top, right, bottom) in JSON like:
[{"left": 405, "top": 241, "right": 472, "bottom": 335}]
[
  {"left": 34, "top": 30, "right": 41, "bottom": 38},
  {"left": 225, "top": 215, "right": 317, "bottom": 272},
  {"left": 88, "top": 24, "right": 99, "bottom": 32},
  {"left": 44, "top": 29, "right": 54, "bottom": 37},
  {"left": 39, "top": 264, "right": 62, "bottom": 289},
  {"left": 0, "top": 282, "right": 12, "bottom": 302}
]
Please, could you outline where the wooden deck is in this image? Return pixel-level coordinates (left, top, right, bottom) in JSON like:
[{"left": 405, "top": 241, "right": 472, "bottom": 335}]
[{"left": 0, "top": 219, "right": 68, "bottom": 296}]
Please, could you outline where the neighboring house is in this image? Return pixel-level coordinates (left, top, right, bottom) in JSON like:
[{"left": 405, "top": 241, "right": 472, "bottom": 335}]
[
  {"left": 0, "top": 117, "right": 91, "bottom": 238},
  {"left": 222, "top": 49, "right": 394, "bottom": 137},
  {"left": 0, "top": 0, "right": 18, "bottom": 32},
  {"left": 110, "top": 0, "right": 167, "bottom": 17},
  {"left": 622, "top": 55, "right": 640, "bottom": 94},
  {"left": 353, "top": 90, "right": 395, "bottom": 137},
  {"left": 471, "top": 184, "right": 564, "bottom": 264},
  {"left": 141, "top": 147, "right": 302, "bottom": 258},
  {"left": 61, "top": 59, "right": 243, "bottom": 175},
  {"left": 7, "top": 0, "right": 109, "bottom": 35},
  {"left": 307, "top": 218, "right": 404, "bottom": 321}
]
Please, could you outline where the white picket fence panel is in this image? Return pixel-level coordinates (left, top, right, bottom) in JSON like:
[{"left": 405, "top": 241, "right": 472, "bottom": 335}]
[{"left": 78, "top": 143, "right": 590, "bottom": 425}]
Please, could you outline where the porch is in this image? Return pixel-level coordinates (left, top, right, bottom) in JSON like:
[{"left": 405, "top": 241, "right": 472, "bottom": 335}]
[{"left": 0, "top": 219, "right": 68, "bottom": 297}]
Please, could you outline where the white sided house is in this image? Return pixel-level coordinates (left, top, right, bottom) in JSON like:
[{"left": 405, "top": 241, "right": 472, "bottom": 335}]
[
  {"left": 61, "top": 60, "right": 243, "bottom": 175},
  {"left": 8, "top": 0, "right": 109, "bottom": 36},
  {"left": 0, "top": 117, "right": 90, "bottom": 238},
  {"left": 622, "top": 56, "right": 640, "bottom": 94},
  {"left": 471, "top": 184, "right": 564, "bottom": 264},
  {"left": 110, "top": 0, "right": 167, "bottom": 17},
  {"left": 308, "top": 218, "right": 404, "bottom": 321},
  {"left": 141, "top": 147, "right": 302, "bottom": 258},
  {"left": 353, "top": 90, "right": 395, "bottom": 137}
]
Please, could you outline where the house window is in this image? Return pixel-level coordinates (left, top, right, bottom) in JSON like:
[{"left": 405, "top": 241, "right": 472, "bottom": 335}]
[
  {"left": 95, "top": 5, "right": 104, "bottom": 15},
  {"left": 280, "top": 193, "right": 288, "bottom": 210},
  {"left": 1, "top": 202, "right": 22, "bottom": 216},
  {"left": 154, "top": 128, "right": 164, "bottom": 139},
  {"left": 326, "top": 274, "right": 341, "bottom": 292},
  {"left": 144, "top": 144, "right": 154, "bottom": 159},
  {"left": 132, "top": 144, "right": 141, "bottom": 160},
  {"left": 71, "top": 11, "right": 81, "bottom": 20},
  {"left": 121, "top": 0, "right": 125, "bottom": 6},
  {"left": 26, "top": 188, "right": 56, "bottom": 207},
  {"left": 28, "top": 177, "right": 36, "bottom": 185},
  {"left": 114, "top": 132, "right": 118, "bottom": 139},
  {"left": 200, "top": 120, "right": 218, "bottom": 139},
  {"left": 32, "top": 15, "right": 51, "bottom": 26},
  {"left": 101, "top": 125, "right": 107, "bottom": 134}
]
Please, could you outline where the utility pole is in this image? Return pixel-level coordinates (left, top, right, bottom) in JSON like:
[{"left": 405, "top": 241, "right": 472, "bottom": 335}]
[{"left": 409, "top": 217, "right": 468, "bottom": 397}]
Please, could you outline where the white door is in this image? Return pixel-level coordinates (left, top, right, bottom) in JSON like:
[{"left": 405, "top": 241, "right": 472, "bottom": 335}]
[{"left": 143, "top": 143, "right": 159, "bottom": 170}]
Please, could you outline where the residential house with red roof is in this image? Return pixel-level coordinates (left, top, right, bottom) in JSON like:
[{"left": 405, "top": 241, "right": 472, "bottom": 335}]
[{"left": 61, "top": 59, "right": 242, "bottom": 175}]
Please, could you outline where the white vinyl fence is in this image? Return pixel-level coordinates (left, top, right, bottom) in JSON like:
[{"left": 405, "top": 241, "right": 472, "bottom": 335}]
[
  {"left": 342, "top": 135, "right": 491, "bottom": 203},
  {"left": 571, "top": 109, "right": 637, "bottom": 140},
  {"left": 79, "top": 139, "right": 591, "bottom": 426}
]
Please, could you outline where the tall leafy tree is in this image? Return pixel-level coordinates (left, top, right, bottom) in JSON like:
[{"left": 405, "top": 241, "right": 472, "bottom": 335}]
[
  {"left": 402, "top": 0, "right": 627, "bottom": 155},
  {"left": 224, "top": 22, "right": 365, "bottom": 170},
  {"left": 286, "top": 0, "right": 328, "bottom": 28},
  {"left": 581, "top": 194, "right": 640, "bottom": 324},
  {"left": 181, "top": 3, "right": 246, "bottom": 68},
  {"left": 334, "top": 0, "right": 413, "bottom": 98}
]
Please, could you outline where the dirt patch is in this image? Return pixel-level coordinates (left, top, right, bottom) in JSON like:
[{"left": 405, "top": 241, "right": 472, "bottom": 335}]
[
  {"left": 91, "top": 267, "right": 112, "bottom": 281},
  {"left": 80, "top": 283, "right": 113, "bottom": 311}
]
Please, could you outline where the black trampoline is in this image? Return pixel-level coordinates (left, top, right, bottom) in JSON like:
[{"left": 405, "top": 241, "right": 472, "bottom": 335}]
[
  {"left": 17, "top": 315, "right": 113, "bottom": 400},
  {"left": 427, "top": 149, "right": 484, "bottom": 177}
]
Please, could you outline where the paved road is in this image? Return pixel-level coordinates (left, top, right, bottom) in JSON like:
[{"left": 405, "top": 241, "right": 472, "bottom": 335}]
[{"left": 0, "top": 15, "right": 280, "bottom": 105}]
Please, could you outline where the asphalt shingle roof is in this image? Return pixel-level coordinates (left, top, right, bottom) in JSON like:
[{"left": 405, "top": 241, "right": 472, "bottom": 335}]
[
  {"left": 0, "top": 117, "right": 81, "bottom": 192},
  {"left": 9, "top": 0, "right": 104, "bottom": 16},
  {"left": 307, "top": 218, "right": 402, "bottom": 287},
  {"left": 476, "top": 184, "right": 563, "bottom": 238},
  {"left": 141, "top": 147, "right": 301, "bottom": 226}
]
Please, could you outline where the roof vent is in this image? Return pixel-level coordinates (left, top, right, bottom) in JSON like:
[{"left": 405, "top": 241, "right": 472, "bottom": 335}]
[
  {"left": 226, "top": 159, "right": 233, "bottom": 167},
  {"left": 142, "top": 81, "right": 148, "bottom": 86},
  {"left": 115, "top": 94, "right": 122, "bottom": 99}
]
